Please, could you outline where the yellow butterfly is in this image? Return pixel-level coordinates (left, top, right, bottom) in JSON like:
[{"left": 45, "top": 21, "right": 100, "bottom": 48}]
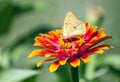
[{"left": 62, "top": 11, "right": 86, "bottom": 38}]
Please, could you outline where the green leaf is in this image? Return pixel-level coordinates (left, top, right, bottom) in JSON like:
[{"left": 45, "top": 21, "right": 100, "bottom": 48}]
[
  {"left": 0, "top": 69, "right": 39, "bottom": 82},
  {"left": 98, "top": 54, "right": 120, "bottom": 71},
  {"left": 0, "top": 1, "right": 13, "bottom": 35},
  {"left": 98, "top": 70, "right": 120, "bottom": 82}
]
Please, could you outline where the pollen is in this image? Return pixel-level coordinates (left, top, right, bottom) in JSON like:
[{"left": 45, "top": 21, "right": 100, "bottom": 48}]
[
  {"left": 78, "top": 37, "right": 85, "bottom": 46},
  {"left": 59, "top": 38, "right": 72, "bottom": 49}
]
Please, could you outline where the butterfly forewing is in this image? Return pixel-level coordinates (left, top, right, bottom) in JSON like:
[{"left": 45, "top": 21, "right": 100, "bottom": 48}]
[{"left": 62, "top": 11, "right": 86, "bottom": 38}]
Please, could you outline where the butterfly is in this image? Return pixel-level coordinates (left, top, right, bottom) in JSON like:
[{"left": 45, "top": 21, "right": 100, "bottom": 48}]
[{"left": 62, "top": 11, "right": 86, "bottom": 38}]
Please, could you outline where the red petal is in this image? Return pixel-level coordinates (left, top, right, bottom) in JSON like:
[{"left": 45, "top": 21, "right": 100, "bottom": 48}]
[
  {"left": 35, "top": 36, "right": 50, "bottom": 44},
  {"left": 82, "top": 44, "right": 113, "bottom": 57},
  {"left": 27, "top": 49, "right": 52, "bottom": 58},
  {"left": 49, "top": 31, "right": 60, "bottom": 40},
  {"left": 37, "top": 58, "right": 57, "bottom": 67},
  {"left": 27, "top": 49, "right": 42, "bottom": 58},
  {"left": 85, "top": 26, "right": 97, "bottom": 41},
  {"left": 78, "top": 35, "right": 112, "bottom": 54},
  {"left": 85, "top": 22, "right": 90, "bottom": 32}
]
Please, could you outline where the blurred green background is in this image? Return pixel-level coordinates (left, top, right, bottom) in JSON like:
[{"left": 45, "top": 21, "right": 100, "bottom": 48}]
[{"left": 0, "top": 0, "right": 120, "bottom": 82}]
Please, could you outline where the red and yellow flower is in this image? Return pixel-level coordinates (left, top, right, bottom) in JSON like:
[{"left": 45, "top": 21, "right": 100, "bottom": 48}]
[{"left": 27, "top": 22, "right": 113, "bottom": 72}]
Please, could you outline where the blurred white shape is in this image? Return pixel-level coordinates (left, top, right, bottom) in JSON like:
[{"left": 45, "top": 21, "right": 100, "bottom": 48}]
[{"left": 86, "top": 6, "right": 104, "bottom": 25}]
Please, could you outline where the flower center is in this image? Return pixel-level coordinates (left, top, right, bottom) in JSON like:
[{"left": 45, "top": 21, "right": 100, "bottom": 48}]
[{"left": 58, "top": 36, "right": 85, "bottom": 49}]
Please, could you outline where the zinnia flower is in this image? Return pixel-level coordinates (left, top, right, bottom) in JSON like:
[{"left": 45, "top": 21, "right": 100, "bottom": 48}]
[{"left": 28, "top": 12, "right": 113, "bottom": 72}]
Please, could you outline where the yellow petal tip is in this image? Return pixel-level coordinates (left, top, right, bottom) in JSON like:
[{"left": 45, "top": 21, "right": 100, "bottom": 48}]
[
  {"left": 70, "top": 59, "right": 80, "bottom": 67},
  {"left": 33, "top": 42, "right": 40, "bottom": 46},
  {"left": 27, "top": 55, "right": 32, "bottom": 59},
  {"left": 82, "top": 57, "right": 91, "bottom": 63},
  {"left": 59, "top": 58, "right": 68, "bottom": 65},
  {"left": 98, "top": 50, "right": 104, "bottom": 54},
  {"left": 49, "top": 62, "right": 60, "bottom": 72},
  {"left": 37, "top": 61, "right": 42, "bottom": 67},
  {"left": 45, "top": 54, "right": 51, "bottom": 57}
]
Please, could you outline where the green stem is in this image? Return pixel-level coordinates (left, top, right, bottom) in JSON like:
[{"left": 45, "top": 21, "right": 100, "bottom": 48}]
[{"left": 70, "top": 66, "right": 79, "bottom": 82}]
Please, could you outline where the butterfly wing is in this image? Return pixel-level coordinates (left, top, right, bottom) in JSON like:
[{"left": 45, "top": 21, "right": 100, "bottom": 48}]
[{"left": 62, "top": 11, "right": 86, "bottom": 38}]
